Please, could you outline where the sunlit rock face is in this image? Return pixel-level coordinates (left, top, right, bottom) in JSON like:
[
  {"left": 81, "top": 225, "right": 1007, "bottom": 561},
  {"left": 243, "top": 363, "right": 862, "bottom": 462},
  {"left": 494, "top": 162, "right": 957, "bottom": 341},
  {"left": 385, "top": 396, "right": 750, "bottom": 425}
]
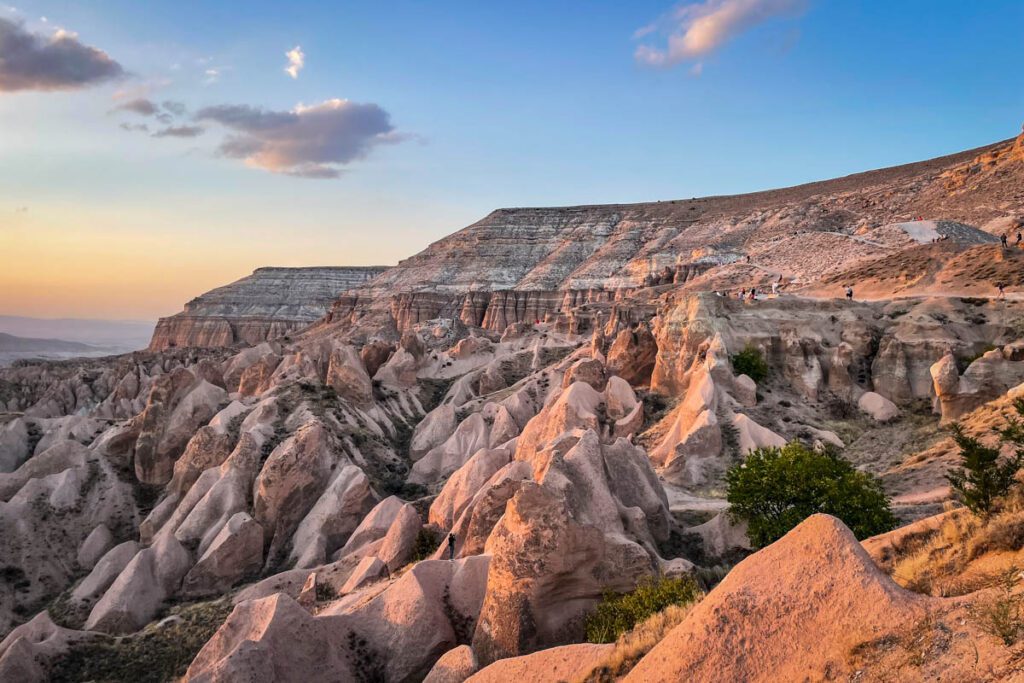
[{"left": 150, "top": 266, "right": 387, "bottom": 350}]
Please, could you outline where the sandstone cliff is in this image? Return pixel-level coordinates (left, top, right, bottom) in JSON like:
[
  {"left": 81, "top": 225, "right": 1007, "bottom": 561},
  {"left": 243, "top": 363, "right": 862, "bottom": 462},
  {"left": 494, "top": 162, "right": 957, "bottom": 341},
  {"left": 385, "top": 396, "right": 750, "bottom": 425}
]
[
  {"left": 150, "top": 266, "right": 387, "bottom": 350},
  {"left": 320, "top": 136, "right": 1018, "bottom": 337}
]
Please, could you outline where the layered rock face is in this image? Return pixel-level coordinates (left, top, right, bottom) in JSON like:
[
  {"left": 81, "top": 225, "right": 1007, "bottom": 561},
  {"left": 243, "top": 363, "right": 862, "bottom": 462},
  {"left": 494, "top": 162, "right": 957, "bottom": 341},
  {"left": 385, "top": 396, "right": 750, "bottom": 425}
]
[
  {"left": 150, "top": 266, "right": 387, "bottom": 350},
  {"left": 320, "top": 137, "right": 1017, "bottom": 338}
]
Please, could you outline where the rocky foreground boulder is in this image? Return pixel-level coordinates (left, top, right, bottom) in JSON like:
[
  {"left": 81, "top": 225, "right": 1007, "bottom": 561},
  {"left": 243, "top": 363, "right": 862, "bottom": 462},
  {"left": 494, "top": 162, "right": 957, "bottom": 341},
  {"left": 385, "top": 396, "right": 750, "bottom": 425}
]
[{"left": 624, "top": 514, "right": 1014, "bottom": 682}]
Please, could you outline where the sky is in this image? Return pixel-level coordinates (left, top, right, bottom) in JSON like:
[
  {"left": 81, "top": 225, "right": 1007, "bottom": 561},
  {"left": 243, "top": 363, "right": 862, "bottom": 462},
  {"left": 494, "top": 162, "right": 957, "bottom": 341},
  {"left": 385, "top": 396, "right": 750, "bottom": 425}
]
[{"left": 0, "top": 0, "right": 1021, "bottom": 321}]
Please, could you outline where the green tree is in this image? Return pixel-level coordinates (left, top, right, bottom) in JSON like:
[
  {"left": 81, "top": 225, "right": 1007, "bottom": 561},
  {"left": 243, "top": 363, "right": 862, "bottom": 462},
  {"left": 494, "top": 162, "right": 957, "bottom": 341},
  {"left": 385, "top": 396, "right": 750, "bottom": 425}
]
[
  {"left": 946, "top": 398, "right": 1024, "bottom": 516},
  {"left": 726, "top": 442, "right": 896, "bottom": 547},
  {"left": 730, "top": 345, "right": 769, "bottom": 383}
]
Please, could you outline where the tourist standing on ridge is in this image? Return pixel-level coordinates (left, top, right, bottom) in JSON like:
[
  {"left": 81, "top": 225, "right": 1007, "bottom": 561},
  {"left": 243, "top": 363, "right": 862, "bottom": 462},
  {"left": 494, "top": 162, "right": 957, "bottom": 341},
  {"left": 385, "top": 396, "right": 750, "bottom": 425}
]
[
  {"left": 447, "top": 532, "right": 456, "bottom": 560},
  {"left": 845, "top": 286, "right": 854, "bottom": 301},
  {"left": 1002, "top": 234, "right": 1009, "bottom": 248},
  {"left": 998, "top": 283, "right": 1006, "bottom": 300}
]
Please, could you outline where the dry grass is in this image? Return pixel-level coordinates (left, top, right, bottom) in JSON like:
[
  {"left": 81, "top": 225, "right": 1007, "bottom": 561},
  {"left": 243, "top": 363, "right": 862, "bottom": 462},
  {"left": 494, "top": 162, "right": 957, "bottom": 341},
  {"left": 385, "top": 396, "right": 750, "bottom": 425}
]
[
  {"left": 848, "top": 609, "right": 955, "bottom": 674},
  {"left": 886, "top": 495, "right": 1024, "bottom": 597},
  {"left": 573, "top": 603, "right": 698, "bottom": 682},
  {"left": 969, "top": 566, "right": 1024, "bottom": 646}
]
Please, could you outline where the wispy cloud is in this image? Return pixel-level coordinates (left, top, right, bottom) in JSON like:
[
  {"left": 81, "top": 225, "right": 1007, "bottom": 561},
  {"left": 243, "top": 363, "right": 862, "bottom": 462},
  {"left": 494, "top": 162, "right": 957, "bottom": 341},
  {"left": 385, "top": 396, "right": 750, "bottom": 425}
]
[
  {"left": 162, "top": 100, "right": 186, "bottom": 116},
  {"left": 634, "top": 0, "right": 806, "bottom": 69},
  {"left": 116, "top": 97, "right": 158, "bottom": 116},
  {"left": 0, "top": 17, "right": 123, "bottom": 91},
  {"left": 152, "top": 124, "right": 204, "bottom": 138},
  {"left": 195, "top": 98, "right": 403, "bottom": 178},
  {"left": 284, "top": 45, "right": 305, "bottom": 79}
]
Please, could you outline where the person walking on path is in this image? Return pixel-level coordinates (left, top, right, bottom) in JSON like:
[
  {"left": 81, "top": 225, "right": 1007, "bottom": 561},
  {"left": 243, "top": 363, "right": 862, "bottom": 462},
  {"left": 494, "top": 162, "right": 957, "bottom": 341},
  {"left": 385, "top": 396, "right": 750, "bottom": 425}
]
[
  {"left": 998, "top": 282, "right": 1006, "bottom": 300},
  {"left": 447, "top": 532, "right": 456, "bottom": 560},
  {"left": 1002, "top": 234, "right": 1009, "bottom": 248}
]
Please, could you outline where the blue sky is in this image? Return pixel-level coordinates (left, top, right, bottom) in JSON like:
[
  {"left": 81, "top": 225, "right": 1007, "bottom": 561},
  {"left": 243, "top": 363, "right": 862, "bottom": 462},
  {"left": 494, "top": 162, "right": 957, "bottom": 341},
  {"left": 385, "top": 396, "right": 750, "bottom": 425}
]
[{"left": 1, "top": 0, "right": 1022, "bottom": 319}]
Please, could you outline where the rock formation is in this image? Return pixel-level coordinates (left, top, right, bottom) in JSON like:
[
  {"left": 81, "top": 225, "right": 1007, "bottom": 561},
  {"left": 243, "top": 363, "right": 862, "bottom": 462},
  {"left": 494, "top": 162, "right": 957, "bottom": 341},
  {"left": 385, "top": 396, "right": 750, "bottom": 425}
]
[
  {"left": 1, "top": 130, "right": 1024, "bottom": 681},
  {"left": 150, "top": 266, "right": 387, "bottom": 350}
]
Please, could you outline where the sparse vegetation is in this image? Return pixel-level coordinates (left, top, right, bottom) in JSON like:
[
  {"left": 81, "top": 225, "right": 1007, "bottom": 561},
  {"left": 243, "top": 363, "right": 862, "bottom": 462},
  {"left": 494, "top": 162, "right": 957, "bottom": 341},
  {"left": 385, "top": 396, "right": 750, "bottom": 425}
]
[
  {"left": 576, "top": 603, "right": 695, "bottom": 682},
  {"left": 971, "top": 566, "right": 1023, "bottom": 645},
  {"left": 726, "top": 442, "right": 896, "bottom": 547},
  {"left": 638, "top": 389, "right": 676, "bottom": 425},
  {"left": 442, "top": 585, "right": 476, "bottom": 644},
  {"left": 411, "top": 526, "right": 442, "bottom": 562},
  {"left": 848, "top": 611, "right": 952, "bottom": 672},
  {"left": 946, "top": 399, "right": 1024, "bottom": 516},
  {"left": 48, "top": 599, "right": 232, "bottom": 683},
  {"left": 884, "top": 497, "right": 1024, "bottom": 597},
  {"left": 345, "top": 629, "right": 386, "bottom": 683},
  {"left": 730, "top": 345, "right": 768, "bottom": 384},
  {"left": 316, "top": 581, "right": 338, "bottom": 602},
  {"left": 584, "top": 576, "right": 702, "bottom": 644}
]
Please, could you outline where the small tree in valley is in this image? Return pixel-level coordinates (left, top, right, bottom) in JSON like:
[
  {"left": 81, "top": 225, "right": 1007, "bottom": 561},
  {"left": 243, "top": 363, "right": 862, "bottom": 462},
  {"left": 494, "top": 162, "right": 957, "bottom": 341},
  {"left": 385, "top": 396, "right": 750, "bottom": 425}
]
[
  {"left": 946, "top": 398, "right": 1024, "bottom": 516},
  {"left": 726, "top": 442, "right": 896, "bottom": 547}
]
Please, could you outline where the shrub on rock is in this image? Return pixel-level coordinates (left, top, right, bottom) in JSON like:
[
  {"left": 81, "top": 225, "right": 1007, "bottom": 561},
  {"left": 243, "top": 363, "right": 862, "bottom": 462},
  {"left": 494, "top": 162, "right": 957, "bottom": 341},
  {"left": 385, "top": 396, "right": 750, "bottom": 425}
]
[
  {"left": 730, "top": 346, "right": 768, "bottom": 384},
  {"left": 584, "top": 576, "right": 702, "bottom": 644},
  {"left": 726, "top": 442, "right": 896, "bottom": 547}
]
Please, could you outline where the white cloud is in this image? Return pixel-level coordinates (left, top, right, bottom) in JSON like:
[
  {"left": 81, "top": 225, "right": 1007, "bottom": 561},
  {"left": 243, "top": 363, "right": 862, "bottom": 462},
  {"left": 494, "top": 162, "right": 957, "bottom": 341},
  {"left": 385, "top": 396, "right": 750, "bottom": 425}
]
[
  {"left": 635, "top": 0, "right": 806, "bottom": 68},
  {"left": 284, "top": 45, "right": 304, "bottom": 79}
]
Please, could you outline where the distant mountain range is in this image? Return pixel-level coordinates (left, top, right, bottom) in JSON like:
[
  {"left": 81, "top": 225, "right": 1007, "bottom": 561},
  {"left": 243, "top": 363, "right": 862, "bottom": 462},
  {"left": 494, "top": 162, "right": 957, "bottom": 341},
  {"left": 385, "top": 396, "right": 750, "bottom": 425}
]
[
  {"left": 0, "top": 316, "right": 154, "bottom": 349},
  {"left": 0, "top": 332, "right": 96, "bottom": 352},
  {"left": 0, "top": 316, "right": 155, "bottom": 367}
]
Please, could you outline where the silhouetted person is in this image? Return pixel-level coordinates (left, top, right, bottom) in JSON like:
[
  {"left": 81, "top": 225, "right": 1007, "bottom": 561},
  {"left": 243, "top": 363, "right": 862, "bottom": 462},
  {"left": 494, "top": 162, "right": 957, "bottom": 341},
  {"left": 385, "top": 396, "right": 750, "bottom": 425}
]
[
  {"left": 998, "top": 283, "right": 1006, "bottom": 300},
  {"left": 845, "top": 286, "right": 854, "bottom": 301},
  {"left": 1017, "top": 232, "right": 1022, "bottom": 246},
  {"left": 1002, "top": 234, "right": 1009, "bottom": 248},
  {"left": 447, "top": 532, "right": 456, "bottom": 560}
]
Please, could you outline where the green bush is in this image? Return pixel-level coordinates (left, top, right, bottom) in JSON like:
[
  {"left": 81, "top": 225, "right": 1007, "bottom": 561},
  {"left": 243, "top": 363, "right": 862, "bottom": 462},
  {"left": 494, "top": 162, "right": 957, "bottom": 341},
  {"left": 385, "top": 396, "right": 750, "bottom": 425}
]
[
  {"left": 730, "top": 345, "right": 769, "bottom": 383},
  {"left": 726, "top": 442, "right": 896, "bottom": 547},
  {"left": 947, "top": 398, "right": 1024, "bottom": 516},
  {"left": 584, "top": 576, "right": 702, "bottom": 644},
  {"left": 411, "top": 527, "right": 441, "bottom": 562}
]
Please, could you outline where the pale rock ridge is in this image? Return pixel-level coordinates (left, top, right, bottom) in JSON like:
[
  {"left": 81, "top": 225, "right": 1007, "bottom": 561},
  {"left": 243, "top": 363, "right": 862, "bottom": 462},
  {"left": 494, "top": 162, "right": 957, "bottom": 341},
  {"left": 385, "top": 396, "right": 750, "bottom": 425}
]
[
  {"left": 150, "top": 266, "right": 388, "bottom": 350},
  {"left": 188, "top": 556, "right": 490, "bottom": 683}
]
